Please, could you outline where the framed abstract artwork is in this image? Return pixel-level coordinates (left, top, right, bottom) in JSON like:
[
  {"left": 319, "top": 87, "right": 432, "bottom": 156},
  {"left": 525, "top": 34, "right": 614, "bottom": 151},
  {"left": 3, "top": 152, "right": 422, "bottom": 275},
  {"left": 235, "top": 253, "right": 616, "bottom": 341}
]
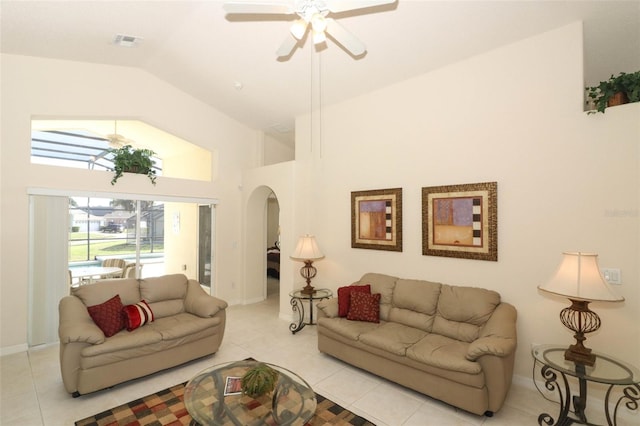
[
  {"left": 422, "top": 182, "right": 497, "bottom": 261},
  {"left": 351, "top": 188, "right": 402, "bottom": 252}
]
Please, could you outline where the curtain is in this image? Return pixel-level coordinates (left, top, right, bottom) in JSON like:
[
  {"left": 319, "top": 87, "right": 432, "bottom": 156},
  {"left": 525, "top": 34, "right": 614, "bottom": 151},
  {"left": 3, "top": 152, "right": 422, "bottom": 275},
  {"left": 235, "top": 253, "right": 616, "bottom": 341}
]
[{"left": 29, "top": 195, "right": 69, "bottom": 346}]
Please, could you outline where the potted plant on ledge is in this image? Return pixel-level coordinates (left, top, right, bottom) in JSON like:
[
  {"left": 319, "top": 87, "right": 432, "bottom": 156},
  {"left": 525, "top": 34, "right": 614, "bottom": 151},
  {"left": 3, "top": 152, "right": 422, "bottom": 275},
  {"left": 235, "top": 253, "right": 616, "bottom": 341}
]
[
  {"left": 109, "top": 145, "right": 157, "bottom": 185},
  {"left": 586, "top": 71, "right": 640, "bottom": 113}
]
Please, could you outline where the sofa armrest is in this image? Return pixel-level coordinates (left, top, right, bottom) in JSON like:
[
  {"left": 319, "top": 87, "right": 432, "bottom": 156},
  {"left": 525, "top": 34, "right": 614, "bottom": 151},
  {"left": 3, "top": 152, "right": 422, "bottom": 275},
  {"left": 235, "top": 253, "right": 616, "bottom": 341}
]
[
  {"left": 317, "top": 298, "right": 339, "bottom": 318},
  {"left": 185, "top": 280, "right": 228, "bottom": 318},
  {"left": 466, "top": 302, "right": 517, "bottom": 361},
  {"left": 58, "top": 296, "right": 105, "bottom": 344}
]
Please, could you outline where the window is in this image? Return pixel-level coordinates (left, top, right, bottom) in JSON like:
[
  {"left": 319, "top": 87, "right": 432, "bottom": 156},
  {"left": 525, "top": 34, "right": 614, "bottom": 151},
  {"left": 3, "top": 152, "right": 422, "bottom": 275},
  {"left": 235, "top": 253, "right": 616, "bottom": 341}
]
[{"left": 31, "top": 119, "right": 212, "bottom": 181}]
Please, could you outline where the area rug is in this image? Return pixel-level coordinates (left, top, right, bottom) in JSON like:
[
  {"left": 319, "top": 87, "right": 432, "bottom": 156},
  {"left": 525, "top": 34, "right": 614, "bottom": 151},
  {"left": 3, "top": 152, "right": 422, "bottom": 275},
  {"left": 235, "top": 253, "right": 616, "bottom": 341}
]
[{"left": 74, "top": 381, "right": 375, "bottom": 426}]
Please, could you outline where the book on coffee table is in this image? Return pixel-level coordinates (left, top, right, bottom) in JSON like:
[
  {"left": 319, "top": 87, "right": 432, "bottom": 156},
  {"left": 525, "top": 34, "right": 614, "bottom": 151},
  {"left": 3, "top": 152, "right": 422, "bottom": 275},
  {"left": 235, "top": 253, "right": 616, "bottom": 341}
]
[{"left": 224, "top": 376, "right": 242, "bottom": 396}]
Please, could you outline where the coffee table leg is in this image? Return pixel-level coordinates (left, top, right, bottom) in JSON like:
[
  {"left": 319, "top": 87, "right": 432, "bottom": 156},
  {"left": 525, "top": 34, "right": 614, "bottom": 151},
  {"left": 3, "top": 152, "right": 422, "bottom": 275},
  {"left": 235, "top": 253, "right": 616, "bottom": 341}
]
[{"left": 289, "top": 297, "right": 305, "bottom": 334}]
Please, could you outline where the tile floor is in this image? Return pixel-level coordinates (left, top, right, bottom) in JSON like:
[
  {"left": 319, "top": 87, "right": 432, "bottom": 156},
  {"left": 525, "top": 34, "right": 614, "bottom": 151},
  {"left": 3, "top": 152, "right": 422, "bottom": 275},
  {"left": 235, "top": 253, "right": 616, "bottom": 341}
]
[{"left": 0, "top": 288, "right": 634, "bottom": 425}]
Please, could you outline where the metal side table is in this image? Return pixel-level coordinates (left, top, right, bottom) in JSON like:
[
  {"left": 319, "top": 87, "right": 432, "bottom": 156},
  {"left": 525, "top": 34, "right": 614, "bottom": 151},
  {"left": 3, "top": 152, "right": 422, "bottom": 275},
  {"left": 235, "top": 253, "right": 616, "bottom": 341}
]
[
  {"left": 532, "top": 344, "right": 640, "bottom": 425},
  {"left": 288, "top": 288, "right": 332, "bottom": 334}
]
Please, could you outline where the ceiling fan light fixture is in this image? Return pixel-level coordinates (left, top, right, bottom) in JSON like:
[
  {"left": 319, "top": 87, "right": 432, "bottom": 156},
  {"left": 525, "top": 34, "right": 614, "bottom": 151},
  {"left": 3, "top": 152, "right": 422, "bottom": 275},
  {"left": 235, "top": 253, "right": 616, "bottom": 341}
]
[
  {"left": 311, "top": 14, "right": 327, "bottom": 32},
  {"left": 312, "top": 29, "right": 326, "bottom": 45},
  {"left": 290, "top": 19, "right": 307, "bottom": 40}
]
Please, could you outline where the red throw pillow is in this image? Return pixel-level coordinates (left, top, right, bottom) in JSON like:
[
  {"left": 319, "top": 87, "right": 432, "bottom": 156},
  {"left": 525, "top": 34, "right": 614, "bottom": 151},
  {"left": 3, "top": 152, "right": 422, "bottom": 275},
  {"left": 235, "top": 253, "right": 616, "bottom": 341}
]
[
  {"left": 337, "top": 284, "right": 371, "bottom": 317},
  {"left": 347, "top": 291, "right": 381, "bottom": 323},
  {"left": 87, "top": 294, "right": 125, "bottom": 337},
  {"left": 122, "top": 300, "right": 155, "bottom": 331}
]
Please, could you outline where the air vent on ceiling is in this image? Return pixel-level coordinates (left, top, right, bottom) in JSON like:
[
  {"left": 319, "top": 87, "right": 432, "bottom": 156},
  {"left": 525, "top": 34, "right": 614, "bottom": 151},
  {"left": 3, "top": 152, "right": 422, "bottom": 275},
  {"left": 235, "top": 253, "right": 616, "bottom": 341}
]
[{"left": 113, "top": 34, "right": 143, "bottom": 47}]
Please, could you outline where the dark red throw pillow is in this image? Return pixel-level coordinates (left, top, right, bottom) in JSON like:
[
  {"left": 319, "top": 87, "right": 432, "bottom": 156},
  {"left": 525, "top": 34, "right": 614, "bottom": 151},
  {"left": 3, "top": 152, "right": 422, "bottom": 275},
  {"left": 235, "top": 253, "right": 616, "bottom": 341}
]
[
  {"left": 122, "top": 300, "right": 155, "bottom": 331},
  {"left": 87, "top": 294, "right": 125, "bottom": 337},
  {"left": 337, "top": 284, "right": 371, "bottom": 317},
  {"left": 347, "top": 292, "right": 381, "bottom": 323}
]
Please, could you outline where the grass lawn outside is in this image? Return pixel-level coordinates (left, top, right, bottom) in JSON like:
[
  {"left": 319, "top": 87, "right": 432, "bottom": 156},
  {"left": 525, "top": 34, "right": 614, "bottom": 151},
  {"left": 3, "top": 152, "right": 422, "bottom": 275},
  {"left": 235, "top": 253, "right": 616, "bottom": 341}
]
[{"left": 69, "top": 232, "right": 163, "bottom": 262}]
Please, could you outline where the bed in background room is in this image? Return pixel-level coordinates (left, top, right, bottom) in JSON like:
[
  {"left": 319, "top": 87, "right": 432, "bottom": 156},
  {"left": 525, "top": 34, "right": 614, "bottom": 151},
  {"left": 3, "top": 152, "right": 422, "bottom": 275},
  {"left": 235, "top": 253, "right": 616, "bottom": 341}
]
[{"left": 266, "top": 243, "right": 280, "bottom": 279}]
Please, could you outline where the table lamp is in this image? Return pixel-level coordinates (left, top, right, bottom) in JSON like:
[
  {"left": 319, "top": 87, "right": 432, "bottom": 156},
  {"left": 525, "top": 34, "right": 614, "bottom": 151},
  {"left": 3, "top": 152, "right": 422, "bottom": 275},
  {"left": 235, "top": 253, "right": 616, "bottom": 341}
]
[
  {"left": 290, "top": 235, "right": 324, "bottom": 294},
  {"left": 538, "top": 252, "right": 624, "bottom": 366}
]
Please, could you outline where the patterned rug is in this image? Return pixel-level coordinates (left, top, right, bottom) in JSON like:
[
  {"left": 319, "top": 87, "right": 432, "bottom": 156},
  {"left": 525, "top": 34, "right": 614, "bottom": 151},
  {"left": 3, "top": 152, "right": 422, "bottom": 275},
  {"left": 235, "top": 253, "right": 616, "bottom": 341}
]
[{"left": 75, "top": 382, "right": 375, "bottom": 426}]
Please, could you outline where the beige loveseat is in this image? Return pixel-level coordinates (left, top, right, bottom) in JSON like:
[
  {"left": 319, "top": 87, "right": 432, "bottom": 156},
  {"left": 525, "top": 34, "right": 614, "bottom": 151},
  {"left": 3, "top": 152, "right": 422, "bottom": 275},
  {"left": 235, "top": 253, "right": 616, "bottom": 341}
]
[
  {"left": 316, "top": 273, "right": 517, "bottom": 416},
  {"left": 58, "top": 274, "right": 227, "bottom": 396}
]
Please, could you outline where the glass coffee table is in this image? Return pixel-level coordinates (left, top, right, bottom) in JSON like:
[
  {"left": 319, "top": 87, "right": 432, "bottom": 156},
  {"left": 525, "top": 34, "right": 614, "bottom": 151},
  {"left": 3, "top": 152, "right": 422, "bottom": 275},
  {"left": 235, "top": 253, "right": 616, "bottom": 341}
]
[{"left": 184, "top": 360, "right": 317, "bottom": 425}]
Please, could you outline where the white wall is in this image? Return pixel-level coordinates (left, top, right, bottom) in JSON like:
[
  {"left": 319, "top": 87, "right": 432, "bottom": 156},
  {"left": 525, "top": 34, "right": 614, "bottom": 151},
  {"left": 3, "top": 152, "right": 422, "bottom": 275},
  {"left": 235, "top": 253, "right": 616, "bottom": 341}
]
[
  {"left": 291, "top": 22, "right": 639, "bottom": 379},
  {"left": 264, "top": 133, "right": 295, "bottom": 166},
  {"left": 0, "top": 54, "right": 260, "bottom": 353}
]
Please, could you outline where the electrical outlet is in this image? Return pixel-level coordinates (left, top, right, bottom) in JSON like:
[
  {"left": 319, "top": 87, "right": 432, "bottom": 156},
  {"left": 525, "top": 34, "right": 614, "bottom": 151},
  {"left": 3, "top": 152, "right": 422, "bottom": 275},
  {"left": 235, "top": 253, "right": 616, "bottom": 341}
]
[{"left": 602, "top": 268, "right": 621, "bottom": 285}]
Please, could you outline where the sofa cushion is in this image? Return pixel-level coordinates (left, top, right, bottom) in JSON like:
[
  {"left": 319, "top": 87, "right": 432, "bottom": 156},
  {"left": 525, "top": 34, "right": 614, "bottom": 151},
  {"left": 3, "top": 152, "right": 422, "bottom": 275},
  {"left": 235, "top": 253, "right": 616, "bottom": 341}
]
[
  {"left": 72, "top": 278, "right": 140, "bottom": 306},
  {"left": 433, "top": 285, "right": 501, "bottom": 342},
  {"left": 82, "top": 326, "right": 162, "bottom": 357},
  {"left": 337, "top": 284, "right": 370, "bottom": 317},
  {"left": 147, "top": 312, "right": 223, "bottom": 340},
  {"left": 123, "top": 300, "right": 155, "bottom": 331},
  {"left": 317, "top": 298, "right": 339, "bottom": 318},
  {"left": 358, "top": 273, "right": 397, "bottom": 321},
  {"left": 359, "top": 323, "right": 428, "bottom": 356},
  {"left": 317, "top": 317, "right": 381, "bottom": 340},
  {"left": 389, "top": 279, "right": 441, "bottom": 332},
  {"left": 347, "top": 292, "right": 381, "bottom": 323},
  {"left": 140, "top": 274, "right": 188, "bottom": 318},
  {"left": 406, "top": 334, "right": 481, "bottom": 375},
  {"left": 86, "top": 294, "right": 125, "bottom": 337}
]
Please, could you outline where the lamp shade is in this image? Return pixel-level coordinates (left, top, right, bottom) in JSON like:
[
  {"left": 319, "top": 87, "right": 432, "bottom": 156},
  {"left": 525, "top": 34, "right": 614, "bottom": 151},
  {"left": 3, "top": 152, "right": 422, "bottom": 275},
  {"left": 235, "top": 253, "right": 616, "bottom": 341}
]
[
  {"left": 538, "top": 252, "right": 624, "bottom": 302},
  {"left": 290, "top": 235, "right": 324, "bottom": 261}
]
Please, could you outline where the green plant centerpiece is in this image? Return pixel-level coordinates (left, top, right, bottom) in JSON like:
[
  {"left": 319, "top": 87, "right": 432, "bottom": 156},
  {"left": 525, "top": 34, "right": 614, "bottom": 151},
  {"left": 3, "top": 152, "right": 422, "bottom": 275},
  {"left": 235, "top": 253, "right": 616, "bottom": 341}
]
[
  {"left": 109, "top": 145, "right": 157, "bottom": 185},
  {"left": 586, "top": 71, "right": 640, "bottom": 113},
  {"left": 241, "top": 363, "right": 279, "bottom": 398}
]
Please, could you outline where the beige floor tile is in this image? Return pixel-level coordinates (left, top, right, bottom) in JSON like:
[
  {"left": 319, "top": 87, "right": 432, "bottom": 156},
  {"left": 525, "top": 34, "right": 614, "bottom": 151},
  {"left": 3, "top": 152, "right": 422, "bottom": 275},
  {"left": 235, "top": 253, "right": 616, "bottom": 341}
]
[{"left": 0, "top": 289, "right": 563, "bottom": 426}]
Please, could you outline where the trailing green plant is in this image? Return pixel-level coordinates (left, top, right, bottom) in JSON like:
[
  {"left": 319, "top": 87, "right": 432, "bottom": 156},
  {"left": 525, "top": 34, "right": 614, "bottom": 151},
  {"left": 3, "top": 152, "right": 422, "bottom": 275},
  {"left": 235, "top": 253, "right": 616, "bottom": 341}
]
[
  {"left": 619, "top": 71, "right": 640, "bottom": 103},
  {"left": 241, "top": 363, "right": 279, "bottom": 398},
  {"left": 586, "top": 71, "right": 640, "bottom": 113},
  {"left": 108, "top": 145, "right": 157, "bottom": 185}
]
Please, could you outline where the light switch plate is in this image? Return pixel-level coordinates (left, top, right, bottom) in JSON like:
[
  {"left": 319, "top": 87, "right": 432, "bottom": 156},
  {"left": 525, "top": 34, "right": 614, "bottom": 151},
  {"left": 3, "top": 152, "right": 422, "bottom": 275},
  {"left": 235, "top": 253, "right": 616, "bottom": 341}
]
[{"left": 602, "top": 268, "right": 621, "bottom": 285}]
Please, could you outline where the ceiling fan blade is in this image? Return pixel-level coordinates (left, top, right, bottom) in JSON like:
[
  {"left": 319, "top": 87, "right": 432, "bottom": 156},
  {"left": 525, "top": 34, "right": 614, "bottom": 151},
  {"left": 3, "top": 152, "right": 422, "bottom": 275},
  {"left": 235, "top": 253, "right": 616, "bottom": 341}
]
[
  {"left": 325, "top": 18, "right": 366, "bottom": 56},
  {"left": 276, "top": 34, "right": 298, "bottom": 57},
  {"left": 223, "top": 1, "right": 295, "bottom": 15},
  {"left": 326, "top": 0, "right": 396, "bottom": 14}
]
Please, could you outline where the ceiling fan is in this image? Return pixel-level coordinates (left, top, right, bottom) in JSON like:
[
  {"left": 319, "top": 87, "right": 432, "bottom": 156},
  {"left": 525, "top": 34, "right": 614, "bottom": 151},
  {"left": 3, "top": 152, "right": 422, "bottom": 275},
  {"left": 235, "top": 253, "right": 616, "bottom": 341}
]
[
  {"left": 104, "top": 121, "right": 134, "bottom": 149},
  {"left": 223, "top": 0, "right": 397, "bottom": 57}
]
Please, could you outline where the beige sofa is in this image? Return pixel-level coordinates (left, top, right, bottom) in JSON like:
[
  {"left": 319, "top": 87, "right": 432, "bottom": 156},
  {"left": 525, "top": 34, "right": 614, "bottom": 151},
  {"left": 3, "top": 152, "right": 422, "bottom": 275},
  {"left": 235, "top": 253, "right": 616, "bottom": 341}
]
[
  {"left": 316, "top": 273, "right": 517, "bottom": 416},
  {"left": 58, "top": 274, "right": 227, "bottom": 396}
]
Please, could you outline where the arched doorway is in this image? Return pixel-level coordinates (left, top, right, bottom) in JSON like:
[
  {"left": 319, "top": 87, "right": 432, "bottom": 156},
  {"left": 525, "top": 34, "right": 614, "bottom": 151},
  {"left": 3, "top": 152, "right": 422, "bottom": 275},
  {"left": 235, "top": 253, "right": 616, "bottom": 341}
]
[{"left": 244, "top": 185, "right": 280, "bottom": 309}]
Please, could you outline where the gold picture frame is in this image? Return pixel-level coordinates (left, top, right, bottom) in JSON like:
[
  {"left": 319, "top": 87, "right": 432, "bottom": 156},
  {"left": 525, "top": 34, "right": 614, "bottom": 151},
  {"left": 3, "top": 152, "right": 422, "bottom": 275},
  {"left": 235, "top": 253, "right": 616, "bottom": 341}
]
[
  {"left": 422, "top": 182, "right": 497, "bottom": 261},
  {"left": 351, "top": 188, "right": 402, "bottom": 252}
]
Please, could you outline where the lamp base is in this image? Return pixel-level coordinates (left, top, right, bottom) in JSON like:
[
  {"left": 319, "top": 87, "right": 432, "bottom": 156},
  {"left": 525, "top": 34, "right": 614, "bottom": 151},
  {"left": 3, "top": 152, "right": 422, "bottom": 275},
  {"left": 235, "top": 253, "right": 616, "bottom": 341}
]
[
  {"left": 560, "top": 299, "right": 601, "bottom": 367},
  {"left": 564, "top": 344, "right": 595, "bottom": 367},
  {"left": 301, "top": 285, "right": 316, "bottom": 295}
]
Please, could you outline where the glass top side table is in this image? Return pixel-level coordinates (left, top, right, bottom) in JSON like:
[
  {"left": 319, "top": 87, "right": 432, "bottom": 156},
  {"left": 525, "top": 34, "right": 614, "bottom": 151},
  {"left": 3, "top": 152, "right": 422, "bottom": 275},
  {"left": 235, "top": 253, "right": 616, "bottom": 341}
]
[
  {"left": 288, "top": 288, "right": 332, "bottom": 334},
  {"left": 532, "top": 344, "right": 640, "bottom": 425}
]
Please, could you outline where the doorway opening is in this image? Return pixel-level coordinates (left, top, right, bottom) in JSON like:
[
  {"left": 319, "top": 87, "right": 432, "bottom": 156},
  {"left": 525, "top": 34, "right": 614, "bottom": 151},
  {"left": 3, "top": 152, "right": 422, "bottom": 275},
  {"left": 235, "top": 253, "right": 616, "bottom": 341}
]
[{"left": 266, "top": 193, "right": 280, "bottom": 301}]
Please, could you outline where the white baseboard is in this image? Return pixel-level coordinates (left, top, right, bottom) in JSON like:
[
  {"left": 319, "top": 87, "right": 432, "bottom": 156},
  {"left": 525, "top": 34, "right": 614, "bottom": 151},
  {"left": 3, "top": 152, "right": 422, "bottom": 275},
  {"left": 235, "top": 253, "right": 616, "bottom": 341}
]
[
  {"left": 0, "top": 343, "right": 28, "bottom": 357},
  {"left": 278, "top": 311, "right": 293, "bottom": 323}
]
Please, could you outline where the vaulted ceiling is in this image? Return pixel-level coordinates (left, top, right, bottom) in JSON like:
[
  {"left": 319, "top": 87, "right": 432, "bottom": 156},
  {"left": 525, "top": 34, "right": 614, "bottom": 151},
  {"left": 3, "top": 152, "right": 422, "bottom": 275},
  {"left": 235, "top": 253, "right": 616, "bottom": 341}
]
[{"left": 2, "top": 1, "right": 639, "bottom": 146}]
